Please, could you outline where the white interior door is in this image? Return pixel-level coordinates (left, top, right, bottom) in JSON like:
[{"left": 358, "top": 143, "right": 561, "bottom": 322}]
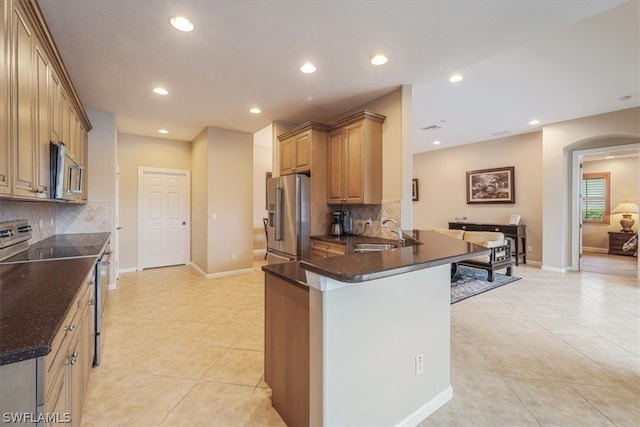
[{"left": 138, "top": 168, "right": 190, "bottom": 269}]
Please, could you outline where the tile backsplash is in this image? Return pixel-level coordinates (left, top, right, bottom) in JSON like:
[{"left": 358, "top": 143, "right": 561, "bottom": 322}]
[
  {"left": 0, "top": 199, "right": 112, "bottom": 244},
  {"left": 0, "top": 200, "right": 57, "bottom": 243},
  {"left": 333, "top": 199, "right": 402, "bottom": 239},
  {"left": 57, "top": 200, "right": 112, "bottom": 234}
]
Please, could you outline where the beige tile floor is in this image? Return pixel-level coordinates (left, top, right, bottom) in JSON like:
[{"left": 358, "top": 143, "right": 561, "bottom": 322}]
[{"left": 81, "top": 261, "right": 639, "bottom": 426}]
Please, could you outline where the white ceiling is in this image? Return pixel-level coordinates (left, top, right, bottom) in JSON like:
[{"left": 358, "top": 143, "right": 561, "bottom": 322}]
[{"left": 37, "top": 0, "right": 639, "bottom": 153}]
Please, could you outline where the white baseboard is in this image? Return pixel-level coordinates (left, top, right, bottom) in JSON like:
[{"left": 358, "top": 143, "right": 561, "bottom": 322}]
[
  {"left": 541, "top": 265, "right": 572, "bottom": 273},
  {"left": 118, "top": 267, "right": 137, "bottom": 274},
  {"left": 519, "top": 260, "right": 542, "bottom": 267},
  {"left": 108, "top": 283, "right": 117, "bottom": 290},
  {"left": 395, "top": 385, "right": 453, "bottom": 427},
  {"left": 189, "top": 262, "right": 255, "bottom": 278}
]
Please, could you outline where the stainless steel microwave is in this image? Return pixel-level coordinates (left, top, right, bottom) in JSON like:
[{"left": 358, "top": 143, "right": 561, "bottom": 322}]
[{"left": 50, "top": 142, "right": 83, "bottom": 201}]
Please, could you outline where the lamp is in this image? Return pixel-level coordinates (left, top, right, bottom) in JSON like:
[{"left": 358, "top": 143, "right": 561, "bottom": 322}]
[{"left": 611, "top": 201, "right": 638, "bottom": 233}]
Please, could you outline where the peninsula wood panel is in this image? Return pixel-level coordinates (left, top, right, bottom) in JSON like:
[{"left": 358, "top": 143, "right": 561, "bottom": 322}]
[{"left": 264, "top": 273, "right": 309, "bottom": 427}]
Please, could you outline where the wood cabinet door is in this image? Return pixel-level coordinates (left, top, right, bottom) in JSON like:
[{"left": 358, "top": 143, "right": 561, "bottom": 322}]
[
  {"left": 0, "top": 0, "right": 9, "bottom": 195},
  {"left": 343, "top": 122, "right": 364, "bottom": 203},
  {"left": 34, "top": 42, "right": 50, "bottom": 198},
  {"left": 326, "top": 129, "right": 344, "bottom": 203},
  {"left": 293, "top": 131, "right": 310, "bottom": 172},
  {"left": 50, "top": 68, "right": 62, "bottom": 142},
  {"left": 11, "top": 2, "right": 37, "bottom": 198},
  {"left": 279, "top": 137, "right": 295, "bottom": 175}
]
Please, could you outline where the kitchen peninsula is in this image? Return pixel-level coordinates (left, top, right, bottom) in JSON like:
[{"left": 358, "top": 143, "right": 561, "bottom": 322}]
[{"left": 263, "top": 231, "right": 489, "bottom": 426}]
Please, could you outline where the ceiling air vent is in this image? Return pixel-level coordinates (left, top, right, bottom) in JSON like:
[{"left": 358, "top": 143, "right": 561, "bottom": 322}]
[
  {"left": 421, "top": 124, "right": 442, "bottom": 131},
  {"left": 491, "top": 130, "right": 512, "bottom": 137}
]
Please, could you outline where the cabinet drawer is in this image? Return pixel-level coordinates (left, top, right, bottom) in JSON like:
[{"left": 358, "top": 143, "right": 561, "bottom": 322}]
[{"left": 310, "top": 239, "right": 346, "bottom": 258}]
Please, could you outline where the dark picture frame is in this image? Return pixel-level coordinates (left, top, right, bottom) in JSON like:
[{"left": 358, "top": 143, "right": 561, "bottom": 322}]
[
  {"left": 466, "top": 166, "right": 515, "bottom": 204},
  {"left": 412, "top": 178, "right": 419, "bottom": 201}
]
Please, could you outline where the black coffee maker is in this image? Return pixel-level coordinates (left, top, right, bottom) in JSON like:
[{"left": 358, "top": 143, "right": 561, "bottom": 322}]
[
  {"left": 331, "top": 211, "right": 343, "bottom": 236},
  {"left": 331, "top": 210, "right": 353, "bottom": 236}
]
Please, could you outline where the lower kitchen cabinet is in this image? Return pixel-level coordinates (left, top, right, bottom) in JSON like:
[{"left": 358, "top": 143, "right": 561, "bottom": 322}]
[
  {"left": 0, "top": 269, "right": 95, "bottom": 426},
  {"left": 310, "top": 238, "right": 346, "bottom": 258}
]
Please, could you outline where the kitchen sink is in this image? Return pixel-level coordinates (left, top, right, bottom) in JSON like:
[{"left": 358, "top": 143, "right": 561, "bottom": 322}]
[{"left": 352, "top": 242, "right": 398, "bottom": 253}]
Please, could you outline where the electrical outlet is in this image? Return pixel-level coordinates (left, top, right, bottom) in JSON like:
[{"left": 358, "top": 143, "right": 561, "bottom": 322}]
[
  {"left": 415, "top": 353, "right": 424, "bottom": 375},
  {"left": 527, "top": 246, "right": 533, "bottom": 252},
  {"left": 231, "top": 252, "right": 237, "bottom": 260},
  {"left": 367, "top": 218, "right": 372, "bottom": 226}
]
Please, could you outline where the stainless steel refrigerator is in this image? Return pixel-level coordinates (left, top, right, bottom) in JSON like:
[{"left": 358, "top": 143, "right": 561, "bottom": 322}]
[{"left": 266, "top": 174, "right": 310, "bottom": 264}]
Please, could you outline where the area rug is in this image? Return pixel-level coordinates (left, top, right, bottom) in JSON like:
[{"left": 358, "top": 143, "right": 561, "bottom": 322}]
[{"left": 451, "top": 266, "right": 521, "bottom": 304}]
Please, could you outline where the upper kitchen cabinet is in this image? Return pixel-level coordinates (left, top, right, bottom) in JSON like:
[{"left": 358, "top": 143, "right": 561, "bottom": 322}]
[
  {"left": 2, "top": 0, "right": 91, "bottom": 201},
  {"left": 278, "top": 124, "right": 327, "bottom": 176},
  {"left": 327, "top": 111, "right": 385, "bottom": 205},
  {"left": 10, "top": 0, "right": 39, "bottom": 198},
  {"left": 34, "top": 41, "right": 50, "bottom": 198},
  {"left": 0, "top": 0, "right": 10, "bottom": 196},
  {"left": 277, "top": 122, "right": 330, "bottom": 236},
  {"left": 49, "top": 67, "right": 62, "bottom": 142}
]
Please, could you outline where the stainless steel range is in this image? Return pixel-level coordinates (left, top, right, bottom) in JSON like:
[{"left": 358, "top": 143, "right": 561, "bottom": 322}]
[
  {"left": 0, "top": 220, "right": 33, "bottom": 261},
  {"left": 0, "top": 219, "right": 110, "bottom": 366}
]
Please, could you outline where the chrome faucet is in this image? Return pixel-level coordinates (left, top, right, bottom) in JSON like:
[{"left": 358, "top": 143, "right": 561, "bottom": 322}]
[{"left": 381, "top": 218, "right": 405, "bottom": 246}]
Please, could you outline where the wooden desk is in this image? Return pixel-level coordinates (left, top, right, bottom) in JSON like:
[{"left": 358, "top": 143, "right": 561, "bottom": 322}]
[{"left": 449, "top": 222, "right": 527, "bottom": 265}]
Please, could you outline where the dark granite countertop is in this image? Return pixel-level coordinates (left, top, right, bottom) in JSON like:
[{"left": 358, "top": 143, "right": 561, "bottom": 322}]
[
  {"left": 264, "top": 230, "right": 489, "bottom": 284},
  {"left": 311, "top": 234, "right": 419, "bottom": 253},
  {"left": 0, "top": 232, "right": 110, "bottom": 365},
  {"left": 2, "top": 232, "right": 111, "bottom": 263},
  {"left": 0, "top": 257, "right": 97, "bottom": 365}
]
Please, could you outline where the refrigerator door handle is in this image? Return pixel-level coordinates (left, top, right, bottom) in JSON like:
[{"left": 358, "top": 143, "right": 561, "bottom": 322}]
[{"left": 275, "top": 187, "right": 284, "bottom": 241}]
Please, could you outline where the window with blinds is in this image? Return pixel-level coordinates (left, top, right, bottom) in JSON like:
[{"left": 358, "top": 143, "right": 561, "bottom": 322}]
[{"left": 581, "top": 172, "right": 610, "bottom": 224}]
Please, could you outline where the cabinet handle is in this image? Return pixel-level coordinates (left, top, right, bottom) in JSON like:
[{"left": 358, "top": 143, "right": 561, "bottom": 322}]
[
  {"left": 64, "top": 324, "right": 75, "bottom": 332},
  {"left": 65, "top": 351, "right": 78, "bottom": 366}
]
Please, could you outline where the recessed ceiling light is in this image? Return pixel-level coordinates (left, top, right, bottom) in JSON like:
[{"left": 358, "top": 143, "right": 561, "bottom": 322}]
[
  {"left": 449, "top": 74, "right": 463, "bottom": 83},
  {"left": 249, "top": 107, "right": 261, "bottom": 114},
  {"left": 153, "top": 87, "right": 168, "bottom": 95},
  {"left": 529, "top": 119, "right": 541, "bottom": 125},
  {"left": 158, "top": 129, "right": 169, "bottom": 134},
  {"left": 170, "top": 16, "right": 194, "bottom": 32},
  {"left": 605, "top": 155, "right": 615, "bottom": 159},
  {"left": 300, "top": 63, "right": 316, "bottom": 74},
  {"left": 433, "top": 140, "right": 441, "bottom": 145},
  {"left": 370, "top": 55, "right": 388, "bottom": 65}
]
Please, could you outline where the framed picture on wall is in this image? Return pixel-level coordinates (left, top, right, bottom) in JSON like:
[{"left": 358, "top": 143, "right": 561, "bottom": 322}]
[
  {"left": 466, "top": 166, "right": 515, "bottom": 204},
  {"left": 412, "top": 178, "right": 419, "bottom": 201}
]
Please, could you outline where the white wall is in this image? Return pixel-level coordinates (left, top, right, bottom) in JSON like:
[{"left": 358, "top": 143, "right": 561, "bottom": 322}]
[
  {"left": 206, "top": 126, "right": 253, "bottom": 274},
  {"left": 308, "top": 265, "right": 451, "bottom": 425},
  {"left": 117, "top": 133, "right": 192, "bottom": 270},
  {"left": 413, "top": 132, "right": 543, "bottom": 262},
  {"left": 253, "top": 124, "right": 272, "bottom": 228}
]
